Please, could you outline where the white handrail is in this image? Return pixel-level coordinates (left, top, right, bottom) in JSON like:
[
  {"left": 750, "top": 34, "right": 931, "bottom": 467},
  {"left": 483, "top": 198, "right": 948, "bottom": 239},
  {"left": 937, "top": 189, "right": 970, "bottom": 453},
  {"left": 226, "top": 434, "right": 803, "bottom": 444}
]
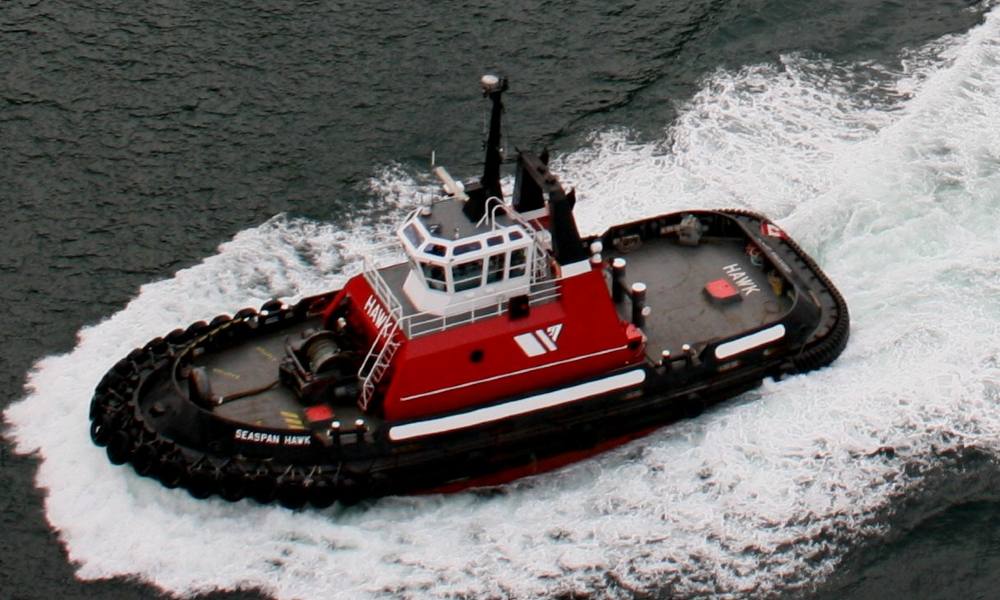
[
  {"left": 358, "top": 319, "right": 401, "bottom": 410},
  {"left": 362, "top": 256, "right": 404, "bottom": 322},
  {"left": 402, "top": 279, "right": 560, "bottom": 337}
]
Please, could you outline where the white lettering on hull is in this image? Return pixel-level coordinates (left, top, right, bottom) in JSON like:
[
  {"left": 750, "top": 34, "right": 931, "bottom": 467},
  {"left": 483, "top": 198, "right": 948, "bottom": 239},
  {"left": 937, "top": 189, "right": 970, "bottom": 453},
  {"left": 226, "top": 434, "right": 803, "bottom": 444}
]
[
  {"left": 722, "top": 263, "right": 761, "bottom": 296},
  {"left": 234, "top": 429, "right": 313, "bottom": 447},
  {"left": 364, "top": 294, "right": 392, "bottom": 332}
]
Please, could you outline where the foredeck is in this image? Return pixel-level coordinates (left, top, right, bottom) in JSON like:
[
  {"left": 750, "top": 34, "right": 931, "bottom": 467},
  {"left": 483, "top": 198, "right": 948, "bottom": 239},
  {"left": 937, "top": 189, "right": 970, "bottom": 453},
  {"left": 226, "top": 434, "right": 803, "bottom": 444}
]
[
  {"left": 193, "top": 318, "right": 372, "bottom": 431},
  {"left": 608, "top": 236, "right": 792, "bottom": 361}
]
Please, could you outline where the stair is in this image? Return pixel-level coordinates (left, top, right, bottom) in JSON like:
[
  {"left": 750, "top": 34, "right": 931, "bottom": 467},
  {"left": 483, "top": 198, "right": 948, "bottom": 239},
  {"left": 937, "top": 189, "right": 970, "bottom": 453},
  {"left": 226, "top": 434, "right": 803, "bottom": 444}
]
[{"left": 358, "top": 321, "right": 401, "bottom": 411}]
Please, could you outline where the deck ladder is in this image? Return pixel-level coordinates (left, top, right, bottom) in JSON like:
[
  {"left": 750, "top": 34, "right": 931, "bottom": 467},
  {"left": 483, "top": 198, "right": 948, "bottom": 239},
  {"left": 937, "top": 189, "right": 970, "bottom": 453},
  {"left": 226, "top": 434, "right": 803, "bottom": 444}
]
[{"left": 357, "top": 320, "right": 402, "bottom": 411}]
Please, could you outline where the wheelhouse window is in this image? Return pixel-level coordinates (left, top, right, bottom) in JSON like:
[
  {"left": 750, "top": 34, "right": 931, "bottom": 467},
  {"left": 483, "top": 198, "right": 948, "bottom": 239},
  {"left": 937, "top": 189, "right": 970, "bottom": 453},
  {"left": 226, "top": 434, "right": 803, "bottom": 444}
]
[
  {"left": 402, "top": 223, "right": 425, "bottom": 249},
  {"left": 404, "top": 221, "right": 539, "bottom": 297},
  {"left": 425, "top": 243, "right": 447, "bottom": 257},
  {"left": 454, "top": 240, "right": 482, "bottom": 256},
  {"left": 509, "top": 248, "right": 527, "bottom": 278},
  {"left": 487, "top": 253, "right": 506, "bottom": 283},
  {"left": 453, "top": 259, "right": 484, "bottom": 292},
  {"left": 421, "top": 261, "right": 447, "bottom": 291}
]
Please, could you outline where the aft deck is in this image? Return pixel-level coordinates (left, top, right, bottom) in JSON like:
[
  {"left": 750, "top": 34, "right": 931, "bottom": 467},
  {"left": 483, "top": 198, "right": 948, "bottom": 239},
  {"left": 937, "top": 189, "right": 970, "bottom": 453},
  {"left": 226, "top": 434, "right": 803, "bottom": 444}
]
[{"left": 607, "top": 235, "right": 792, "bottom": 361}]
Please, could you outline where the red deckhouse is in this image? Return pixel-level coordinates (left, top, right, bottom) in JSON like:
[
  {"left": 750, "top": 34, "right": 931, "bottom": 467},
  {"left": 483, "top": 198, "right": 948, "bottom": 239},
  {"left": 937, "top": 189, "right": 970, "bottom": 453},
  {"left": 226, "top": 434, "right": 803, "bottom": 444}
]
[{"left": 328, "top": 129, "right": 646, "bottom": 425}]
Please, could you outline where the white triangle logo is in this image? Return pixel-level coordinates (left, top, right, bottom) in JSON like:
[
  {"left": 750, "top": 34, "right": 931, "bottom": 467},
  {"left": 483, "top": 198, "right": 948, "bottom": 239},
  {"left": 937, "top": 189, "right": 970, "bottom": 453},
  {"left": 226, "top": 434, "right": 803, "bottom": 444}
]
[{"left": 515, "top": 324, "right": 564, "bottom": 357}]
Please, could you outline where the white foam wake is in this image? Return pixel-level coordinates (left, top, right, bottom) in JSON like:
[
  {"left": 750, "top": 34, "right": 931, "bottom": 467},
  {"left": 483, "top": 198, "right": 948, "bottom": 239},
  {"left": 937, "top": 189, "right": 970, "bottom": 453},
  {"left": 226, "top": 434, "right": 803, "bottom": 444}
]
[{"left": 6, "top": 6, "right": 1000, "bottom": 598}]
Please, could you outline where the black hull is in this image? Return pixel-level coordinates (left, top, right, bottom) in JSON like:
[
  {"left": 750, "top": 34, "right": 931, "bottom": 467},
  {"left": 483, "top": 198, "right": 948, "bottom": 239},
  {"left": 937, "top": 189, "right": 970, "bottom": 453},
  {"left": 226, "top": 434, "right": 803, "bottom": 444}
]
[{"left": 88, "top": 210, "right": 848, "bottom": 509}]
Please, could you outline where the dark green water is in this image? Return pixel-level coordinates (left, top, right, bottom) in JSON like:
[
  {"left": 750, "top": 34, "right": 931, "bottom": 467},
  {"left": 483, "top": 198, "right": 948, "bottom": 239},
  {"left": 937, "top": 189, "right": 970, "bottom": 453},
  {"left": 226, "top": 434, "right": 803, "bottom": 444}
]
[{"left": 3, "top": 1, "right": 999, "bottom": 598}]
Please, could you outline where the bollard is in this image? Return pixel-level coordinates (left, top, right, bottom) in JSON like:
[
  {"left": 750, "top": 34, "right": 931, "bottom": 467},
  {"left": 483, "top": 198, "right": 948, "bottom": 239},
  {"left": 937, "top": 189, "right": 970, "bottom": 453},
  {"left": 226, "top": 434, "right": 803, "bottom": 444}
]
[
  {"left": 590, "top": 241, "right": 604, "bottom": 266},
  {"left": 612, "top": 258, "right": 627, "bottom": 303},
  {"left": 631, "top": 282, "right": 647, "bottom": 328}
]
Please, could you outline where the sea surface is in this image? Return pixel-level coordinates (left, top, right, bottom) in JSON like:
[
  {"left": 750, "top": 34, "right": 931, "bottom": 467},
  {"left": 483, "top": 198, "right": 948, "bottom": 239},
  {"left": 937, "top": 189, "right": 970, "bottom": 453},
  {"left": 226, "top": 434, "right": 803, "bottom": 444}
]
[{"left": 2, "top": 1, "right": 999, "bottom": 598}]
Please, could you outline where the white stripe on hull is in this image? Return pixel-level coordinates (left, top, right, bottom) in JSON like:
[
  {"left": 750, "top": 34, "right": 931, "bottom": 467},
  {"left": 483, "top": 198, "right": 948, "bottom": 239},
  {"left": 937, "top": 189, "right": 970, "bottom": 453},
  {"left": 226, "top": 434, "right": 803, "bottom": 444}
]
[
  {"left": 714, "top": 324, "right": 786, "bottom": 359},
  {"left": 389, "top": 369, "right": 646, "bottom": 441}
]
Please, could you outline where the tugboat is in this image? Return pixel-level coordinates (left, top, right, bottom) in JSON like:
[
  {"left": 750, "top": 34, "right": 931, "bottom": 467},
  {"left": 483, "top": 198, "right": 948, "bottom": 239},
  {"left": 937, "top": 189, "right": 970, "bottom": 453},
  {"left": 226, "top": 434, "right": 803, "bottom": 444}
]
[{"left": 89, "top": 76, "right": 849, "bottom": 508}]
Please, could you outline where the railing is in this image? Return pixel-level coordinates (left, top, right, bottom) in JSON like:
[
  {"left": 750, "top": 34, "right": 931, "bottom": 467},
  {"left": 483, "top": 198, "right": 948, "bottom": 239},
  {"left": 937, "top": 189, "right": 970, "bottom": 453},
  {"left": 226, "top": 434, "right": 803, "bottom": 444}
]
[
  {"left": 361, "top": 257, "right": 561, "bottom": 340},
  {"left": 357, "top": 249, "right": 406, "bottom": 410},
  {"left": 402, "top": 279, "right": 560, "bottom": 337},
  {"left": 357, "top": 318, "right": 401, "bottom": 410},
  {"left": 486, "top": 200, "right": 553, "bottom": 282},
  {"left": 361, "top": 254, "right": 404, "bottom": 324}
]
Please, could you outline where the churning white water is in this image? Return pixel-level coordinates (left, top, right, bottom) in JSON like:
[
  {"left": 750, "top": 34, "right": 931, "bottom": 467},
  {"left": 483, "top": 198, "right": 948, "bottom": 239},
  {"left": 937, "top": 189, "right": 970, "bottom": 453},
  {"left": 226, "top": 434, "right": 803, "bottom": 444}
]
[{"left": 6, "top": 6, "right": 1000, "bottom": 598}]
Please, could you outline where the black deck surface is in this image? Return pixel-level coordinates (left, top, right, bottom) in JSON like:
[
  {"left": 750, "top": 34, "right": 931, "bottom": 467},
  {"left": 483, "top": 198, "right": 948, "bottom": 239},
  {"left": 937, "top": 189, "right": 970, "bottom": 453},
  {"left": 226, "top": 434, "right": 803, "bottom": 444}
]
[
  {"left": 194, "top": 318, "right": 367, "bottom": 430},
  {"left": 379, "top": 262, "right": 421, "bottom": 317},
  {"left": 608, "top": 236, "right": 791, "bottom": 361},
  {"left": 419, "top": 196, "right": 517, "bottom": 240}
]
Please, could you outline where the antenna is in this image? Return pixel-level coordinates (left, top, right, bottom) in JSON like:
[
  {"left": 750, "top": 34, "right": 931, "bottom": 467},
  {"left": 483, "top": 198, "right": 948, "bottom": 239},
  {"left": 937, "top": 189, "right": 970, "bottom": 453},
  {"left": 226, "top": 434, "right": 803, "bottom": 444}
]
[
  {"left": 464, "top": 74, "right": 509, "bottom": 222},
  {"left": 479, "top": 74, "right": 508, "bottom": 200}
]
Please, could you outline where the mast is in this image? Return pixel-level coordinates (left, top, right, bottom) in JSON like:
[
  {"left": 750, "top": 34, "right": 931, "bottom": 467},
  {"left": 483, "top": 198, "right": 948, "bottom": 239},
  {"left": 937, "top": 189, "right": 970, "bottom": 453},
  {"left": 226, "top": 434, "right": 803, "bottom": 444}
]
[
  {"left": 463, "top": 74, "right": 508, "bottom": 221},
  {"left": 480, "top": 74, "right": 507, "bottom": 201}
]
